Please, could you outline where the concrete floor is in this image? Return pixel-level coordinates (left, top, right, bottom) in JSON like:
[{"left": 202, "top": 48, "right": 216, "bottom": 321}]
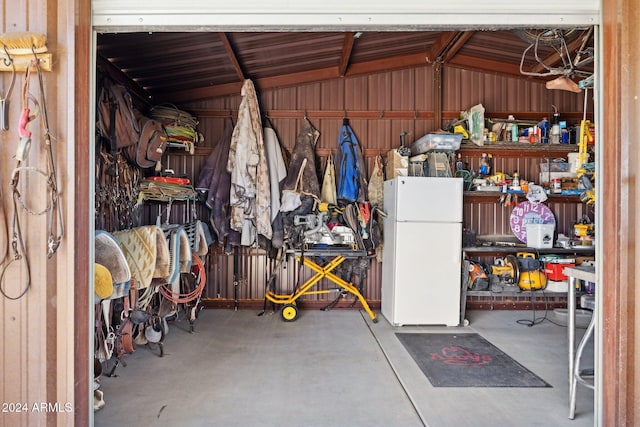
[{"left": 94, "top": 308, "right": 595, "bottom": 427}]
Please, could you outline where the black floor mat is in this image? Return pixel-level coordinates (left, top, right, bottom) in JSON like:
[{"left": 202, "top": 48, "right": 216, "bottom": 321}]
[{"left": 395, "top": 332, "right": 551, "bottom": 388}]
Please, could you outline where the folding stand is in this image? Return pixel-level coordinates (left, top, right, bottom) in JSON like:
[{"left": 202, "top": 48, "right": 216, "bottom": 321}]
[{"left": 265, "top": 248, "right": 377, "bottom": 323}]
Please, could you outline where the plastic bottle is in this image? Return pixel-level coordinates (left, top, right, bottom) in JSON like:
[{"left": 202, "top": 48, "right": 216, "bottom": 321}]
[
  {"left": 506, "top": 115, "right": 515, "bottom": 142},
  {"left": 479, "top": 153, "right": 491, "bottom": 176},
  {"left": 550, "top": 112, "right": 561, "bottom": 144},
  {"left": 511, "top": 172, "right": 521, "bottom": 190},
  {"left": 550, "top": 123, "right": 561, "bottom": 144},
  {"left": 539, "top": 117, "right": 550, "bottom": 144},
  {"left": 511, "top": 123, "right": 519, "bottom": 142},
  {"left": 456, "top": 153, "right": 463, "bottom": 171}
]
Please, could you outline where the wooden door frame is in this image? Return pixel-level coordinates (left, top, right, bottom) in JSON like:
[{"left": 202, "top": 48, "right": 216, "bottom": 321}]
[
  {"left": 74, "top": 0, "right": 92, "bottom": 425},
  {"left": 75, "top": 1, "right": 637, "bottom": 425}
]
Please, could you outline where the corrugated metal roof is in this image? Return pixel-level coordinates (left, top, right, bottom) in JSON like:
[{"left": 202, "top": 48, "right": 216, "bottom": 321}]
[{"left": 97, "top": 28, "right": 594, "bottom": 105}]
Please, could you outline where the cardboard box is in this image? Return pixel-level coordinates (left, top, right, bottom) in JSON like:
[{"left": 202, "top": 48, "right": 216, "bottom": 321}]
[{"left": 386, "top": 149, "right": 408, "bottom": 179}]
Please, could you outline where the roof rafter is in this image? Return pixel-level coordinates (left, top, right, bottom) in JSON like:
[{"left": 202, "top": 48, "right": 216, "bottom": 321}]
[
  {"left": 338, "top": 32, "right": 356, "bottom": 77},
  {"left": 219, "top": 32, "right": 246, "bottom": 81},
  {"left": 426, "top": 31, "right": 475, "bottom": 64}
]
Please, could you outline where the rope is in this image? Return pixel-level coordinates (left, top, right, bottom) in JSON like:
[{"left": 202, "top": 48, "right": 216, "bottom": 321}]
[{"left": 158, "top": 254, "right": 206, "bottom": 304}]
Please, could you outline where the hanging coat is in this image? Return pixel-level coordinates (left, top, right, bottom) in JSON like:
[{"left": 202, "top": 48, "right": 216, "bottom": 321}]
[
  {"left": 280, "top": 118, "right": 320, "bottom": 215},
  {"left": 335, "top": 120, "right": 368, "bottom": 203},
  {"left": 195, "top": 116, "right": 240, "bottom": 247},
  {"left": 227, "top": 79, "right": 272, "bottom": 246},
  {"left": 263, "top": 119, "right": 287, "bottom": 248}
]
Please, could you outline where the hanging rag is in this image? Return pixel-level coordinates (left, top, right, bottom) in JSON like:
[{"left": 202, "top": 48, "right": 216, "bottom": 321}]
[
  {"left": 367, "top": 154, "right": 384, "bottom": 207},
  {"left": 196, "top": 116, "right": 240, "bottom": 247},
  {"left": 335, "top": 120, "right": 368, "bottom": 203},
  {"left": 227, "top": 79, "right": 272, "bottom": 246},
  {"left": 320, "top": 154, "right": 337, "bottom": 205}
]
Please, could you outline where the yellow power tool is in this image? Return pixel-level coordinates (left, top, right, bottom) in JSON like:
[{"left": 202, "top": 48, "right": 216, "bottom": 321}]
[
  {"left": 516, "top": 252, "right": 547, "bottom": 290},
  {"left": 490, "top": 255, "right": 520, "bottom": 285}
]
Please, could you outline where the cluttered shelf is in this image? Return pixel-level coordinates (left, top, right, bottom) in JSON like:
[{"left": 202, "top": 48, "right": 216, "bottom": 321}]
[
  {"left": 464, "top": 191, "right": 585, "bottom": 203},
  {"left": 457, "top": 142, "right": 580, "bottom": 158},
  {"left": 463, "top": 245, "right": 595, "bottom": 258},
  {"left": 466, "top": 289, "right": 569, "bottom": 297}
]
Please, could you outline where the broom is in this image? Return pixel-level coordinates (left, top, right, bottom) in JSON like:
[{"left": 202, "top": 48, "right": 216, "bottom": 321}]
[{"left": 0, "top": 32, "right": 48, "bottom": 55}]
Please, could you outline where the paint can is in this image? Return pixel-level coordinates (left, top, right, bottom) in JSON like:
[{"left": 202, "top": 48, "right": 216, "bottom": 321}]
[{"left": 551, "top": 178, "right": 562, "bottom": 194}]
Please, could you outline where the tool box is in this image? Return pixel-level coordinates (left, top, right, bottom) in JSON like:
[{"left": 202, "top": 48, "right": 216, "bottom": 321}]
[{"left": 543, "top": 258, "right": 576, "bottom": 281}]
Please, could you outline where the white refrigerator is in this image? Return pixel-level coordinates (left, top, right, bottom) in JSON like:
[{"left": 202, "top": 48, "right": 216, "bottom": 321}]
[{"left": 381, "top": 176, "right": 463, "bottom": 326}]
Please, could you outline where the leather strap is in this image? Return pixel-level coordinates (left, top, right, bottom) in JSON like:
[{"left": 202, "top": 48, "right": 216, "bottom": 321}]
[{"left": 119, "top": 281, "right": 136, "bottom": 354}]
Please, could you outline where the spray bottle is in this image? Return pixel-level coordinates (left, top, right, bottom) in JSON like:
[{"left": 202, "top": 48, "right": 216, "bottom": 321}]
[
  {"left": 479, "top": 153, "right": 491, "bottom": 176},
  {"left": 550, "top": 106, "right": 561, "bottom": 144}
]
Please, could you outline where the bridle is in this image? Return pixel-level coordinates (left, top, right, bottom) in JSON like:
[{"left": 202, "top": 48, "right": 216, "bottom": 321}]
[{"left": 0, "top": 53, "right": 64, "bottom": 300}]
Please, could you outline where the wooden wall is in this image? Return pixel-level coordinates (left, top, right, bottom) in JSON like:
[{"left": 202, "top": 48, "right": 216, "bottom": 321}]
[
  {"left": 602, "top": 0, "right": 640, "bottom": 424},
  {"left": 0, "top": 0, "right": 79, "bottom": 426}
]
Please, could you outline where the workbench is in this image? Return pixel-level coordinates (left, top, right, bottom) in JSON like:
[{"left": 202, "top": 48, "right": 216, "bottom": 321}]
[
  {"left": 463, "top": 245, "right": 595, "bottom": 258},
  {"left": 265, "top": 248, "right": 377, "bottom": 323}
]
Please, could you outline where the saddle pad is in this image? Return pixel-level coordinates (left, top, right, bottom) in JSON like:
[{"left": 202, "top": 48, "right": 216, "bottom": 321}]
[
  {"left": 95, "top": 230, "right": 131, "bottom": 299},
  {"left": 182, "top": 220, "right": 210, "bottom": 256},
  {"left": 162, "top": 225, "right": 192, "bottom": 292},
  {"left": 113, "top": 225, "right": 170, "bottom": 289}
]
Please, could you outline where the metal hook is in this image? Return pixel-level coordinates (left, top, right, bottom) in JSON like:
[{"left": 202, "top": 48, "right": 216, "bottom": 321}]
[
  {"left": 1, "top": 45, "right": 16, "bottom": 131},
  {"left": 29, "top": 46, "right": 44, "bottom": 79},
  {"left": 2, "top": 44, "right": 13, "bottom": 67}
]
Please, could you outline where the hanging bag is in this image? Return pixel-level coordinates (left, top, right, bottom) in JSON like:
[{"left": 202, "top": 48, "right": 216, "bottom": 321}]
[
  {"left": 280, "top": 158, "right": 307, "bottom": 212},
  {"left": 368, "top": 154, "right": 384, "bottom": 206},
  {"left": 320, "top": 155, "right": 337, "bottom": 205}
]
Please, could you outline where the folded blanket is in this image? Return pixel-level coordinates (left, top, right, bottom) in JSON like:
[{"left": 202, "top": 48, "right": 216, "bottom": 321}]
[{"left": 113, "top": 225, "right": 170, "bottom": 289}]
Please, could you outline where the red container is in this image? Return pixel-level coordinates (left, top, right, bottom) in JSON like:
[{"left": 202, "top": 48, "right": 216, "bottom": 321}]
[{"left": 544, "top": 262, "right": 575, "bottom": 281}]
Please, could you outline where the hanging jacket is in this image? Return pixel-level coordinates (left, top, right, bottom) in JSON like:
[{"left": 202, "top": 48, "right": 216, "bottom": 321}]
[
  {"left": 335, "top": 120, "right": 368, "bottom": 203},
  {"left": 282, "top": 118, "right": 320, "bottom": 209},
  {"left": 227, "top": 79, "right": 272, "bottom": 245},
  {"left": 196, "top": 116, "right": 240, "bottom": 247},
  {"left": 263, "top": 119, "right": 288, "bottom": 248}
]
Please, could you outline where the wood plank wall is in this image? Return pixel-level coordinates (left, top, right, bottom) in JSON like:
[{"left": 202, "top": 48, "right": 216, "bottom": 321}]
[
  {"left": 144, "top": 64, "right": 591, "bottom": 305},
  {"left": 0, "top": 0, "right": 78, "bottom": 425}
]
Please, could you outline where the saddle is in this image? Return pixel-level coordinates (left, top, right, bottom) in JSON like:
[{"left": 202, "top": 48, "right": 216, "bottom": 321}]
[
  {"left": 95, "top": 230, "right": 131, "bottom": 299},
  {"left": 125, "top": 115, "right": 167, "bottom": 169}
]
